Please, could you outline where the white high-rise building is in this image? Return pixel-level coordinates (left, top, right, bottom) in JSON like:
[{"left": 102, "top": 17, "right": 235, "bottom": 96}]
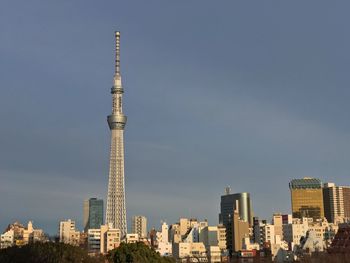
[
  {"left": 105, "top": 31, "right": 127, "bottom": 236},
  {"left": 156, "top": 222, "right": 172, "bottom": 256},
  {"left": 131, "top": 215, "right": 147, "bottom": 238}
]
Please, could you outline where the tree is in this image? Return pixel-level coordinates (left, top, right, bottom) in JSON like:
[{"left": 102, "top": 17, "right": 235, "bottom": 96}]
[
  {"left": 108, "top": 242, "right": 175, "bottom": 263},
  {"left": 0, "top": 242, "right": 104, "bottom": 263}
]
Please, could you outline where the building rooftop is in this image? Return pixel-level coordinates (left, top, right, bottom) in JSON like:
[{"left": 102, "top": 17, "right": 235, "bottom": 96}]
[{"left": 289, "top": 178, "right": 322, "bottom": 189}]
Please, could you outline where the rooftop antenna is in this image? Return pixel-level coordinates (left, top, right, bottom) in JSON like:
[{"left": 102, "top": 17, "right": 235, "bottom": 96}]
[{"left": 225, "top": 186, "right": 231, "bottom": 195}]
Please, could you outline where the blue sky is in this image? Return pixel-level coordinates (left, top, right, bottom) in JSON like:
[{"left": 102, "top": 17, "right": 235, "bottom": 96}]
[{"left": 1, "top": 1, "right": 350, "bottom": 234}]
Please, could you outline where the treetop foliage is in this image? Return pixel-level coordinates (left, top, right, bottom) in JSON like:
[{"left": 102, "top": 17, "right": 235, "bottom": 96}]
[{"left": 108, "top": 242, "right": 175, "bottom": 263}]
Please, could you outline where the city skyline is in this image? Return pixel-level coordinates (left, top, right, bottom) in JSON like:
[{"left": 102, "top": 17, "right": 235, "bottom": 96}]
[{"left": 1, "top": 1, "right": 350, "bottom": 234}]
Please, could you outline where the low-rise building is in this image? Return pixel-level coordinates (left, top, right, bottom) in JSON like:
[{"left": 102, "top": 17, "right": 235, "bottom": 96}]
[
  {"left": 173, "top": 242, "right": 207, "bottom": 262},
  {"left": 126, "top": 233, "right": 139, "bottom": 244},
  {"left": 1, "top": 221, "right": 46, "bottom": 248},
  {"left": 283, "top": 218, "right": 310, "bottom": 249},
  {"left": 207, "top": 246, "right": 221, "bottom": 263},
  {"left": 1, "top": 230, "right": 15, "bottom": 249}
]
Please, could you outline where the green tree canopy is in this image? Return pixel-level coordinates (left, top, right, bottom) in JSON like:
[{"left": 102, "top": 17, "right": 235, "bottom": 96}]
[
  {"left": 0, "top": 242, "right": 104, "bottom": 263},
  {"left": 108, "top": 242, "right": 175, "bottom": 263}
]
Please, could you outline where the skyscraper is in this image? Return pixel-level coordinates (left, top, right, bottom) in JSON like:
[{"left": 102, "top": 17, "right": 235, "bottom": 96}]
[
  {"left": 219, "top": 188, "right": 253, "bottom": 226},
  {"left": 289, "top": 177, "right": 324, "bottom": 220},
  {"left": 131, "top": 215, "right": 147, "bottom": 238},
  {"left": 219, "top": 188, "right": 253, "bottom": 256},
  {"left": 105, "top": 31, "right": 127, "bottom": 236},
  {"left": 323, "top": 183, "right": 350, "bottom": 223},
  {"left": 83, "top": 198, "right": 103, "bottom": 232}
]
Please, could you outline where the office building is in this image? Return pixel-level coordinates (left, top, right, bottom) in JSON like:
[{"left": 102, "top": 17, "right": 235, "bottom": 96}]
[
  {"left": 105, "top": 31, "right": 128, "bottom": 236},
  {"left": 219, "top": 188, "right": 253, "bottom": 226},
  {"left": 289, "top": 178, "right": 324, "bottom": 220},
  {"left": 219, "top": 188, "right": 253, "bottom": 255},
  {"left": 131, "top": 215, "right": 147, "bottom": 238},
  {"left": 83, "top": 198, "right": 103, "bottom": 232},
  {"left": 323, "top": 183, "right": 350, "bottom": 223}
]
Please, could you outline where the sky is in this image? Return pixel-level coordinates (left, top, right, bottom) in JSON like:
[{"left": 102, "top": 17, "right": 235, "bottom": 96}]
[{"left": 1, "top": 1, "right": 350, "bottom": 235}]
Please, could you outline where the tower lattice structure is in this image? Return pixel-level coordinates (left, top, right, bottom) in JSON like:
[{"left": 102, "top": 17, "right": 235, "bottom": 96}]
[{"left": 106, "top": 31, "right": 127, "bottom": 236}]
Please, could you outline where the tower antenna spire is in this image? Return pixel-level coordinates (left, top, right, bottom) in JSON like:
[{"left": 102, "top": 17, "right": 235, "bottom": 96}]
[
  {"left": 106, "top": 31, "right": 127, "bottom": 236},
  {"left": 115, "top": 31, "right": 121, "bottom": 75}
]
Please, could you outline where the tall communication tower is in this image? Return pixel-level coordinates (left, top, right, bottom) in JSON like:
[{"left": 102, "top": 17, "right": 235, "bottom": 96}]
[{"left": 105, "top": 31, "right": 127, "bottom": 236}]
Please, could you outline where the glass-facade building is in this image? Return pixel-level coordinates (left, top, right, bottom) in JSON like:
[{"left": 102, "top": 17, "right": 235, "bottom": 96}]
[
  {"left": 219, "top": 191, "right": 253, "bottom": 255},
  {"left": 219, "top": 192, "right": 253, "bottom": 226},
  {"left": 289, "top": 178, "right": 324, "bottom": 220},
  {"left": 83, "top": 198, "right": 103, "bottom": 232}
]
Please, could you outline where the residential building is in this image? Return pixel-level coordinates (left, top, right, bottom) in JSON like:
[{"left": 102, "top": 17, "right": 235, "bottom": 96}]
[
  {"left": 272, "top": 213, "right": 283, "bottom": 240},
  {"left": 1, "top": 221, "right": 46, "bottom": 248},
  {"left": 156, "top": 222, "right": 172, "bottom": 256},
  {"left": 87, "top": 224, "right": 121, "bottom": 254},
  {"left": 270, "top": 235, "right": 290, "bottom": 262},
  {"left": 207, "top": 246, "right": 221, "bottom": 263},
  {"left": 83, "top": 198, "right": 103, "bottom": 232},
  {"left": 100, "top": 224, "right": 121, "bottom": 254},
  {"left": 283, "top": 218, "right": 310, "bottom": 249},
  {"left": 1, "top": 230, "right": 15, "bottom": 249},
  {"left": 131, "top": 215, "right": 147, "bottom": 238},
  {"left": 4, "top": 221, "right": 25, "bottom": 242},
  {"left": 172, "top": 242, "right": 207, "bottom": 262},
  {"left": 289, "top": 178, "right": 324, "bottom": 220},
  {"left": 126, "top": 233, "right": 139, "bottom": 243},
  {"left": 217, "top": 224, "right": 227, "bottom": 251},
  {"left": 253, "top": 218, "right": 275, "bottom": 247},
  {"left": 59, "top": 219, "right": 80, "bottom": 246},
  {"left": 344, "top": 188, "right": 350, "bottom": 220},
  {"left": 199, "top": 225, "right": 226, "bottom": 252},
  {"left": 22, "top": 221, "right": 45, "bottom": 244},
  {"left": 297, "top": 231, "right": 325, "bottom": 254},
  {"left": 242, "top": 237, "right": 260, "bottom": 251},
  {"left": 323, "top": 183, "right": 350, "bottom": 223},
  {"left": 169, "top": 223, "right": 182, "bottom": 244},
  {"left": 88, "top": 229, "right": 101, "bottom": 253}
]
